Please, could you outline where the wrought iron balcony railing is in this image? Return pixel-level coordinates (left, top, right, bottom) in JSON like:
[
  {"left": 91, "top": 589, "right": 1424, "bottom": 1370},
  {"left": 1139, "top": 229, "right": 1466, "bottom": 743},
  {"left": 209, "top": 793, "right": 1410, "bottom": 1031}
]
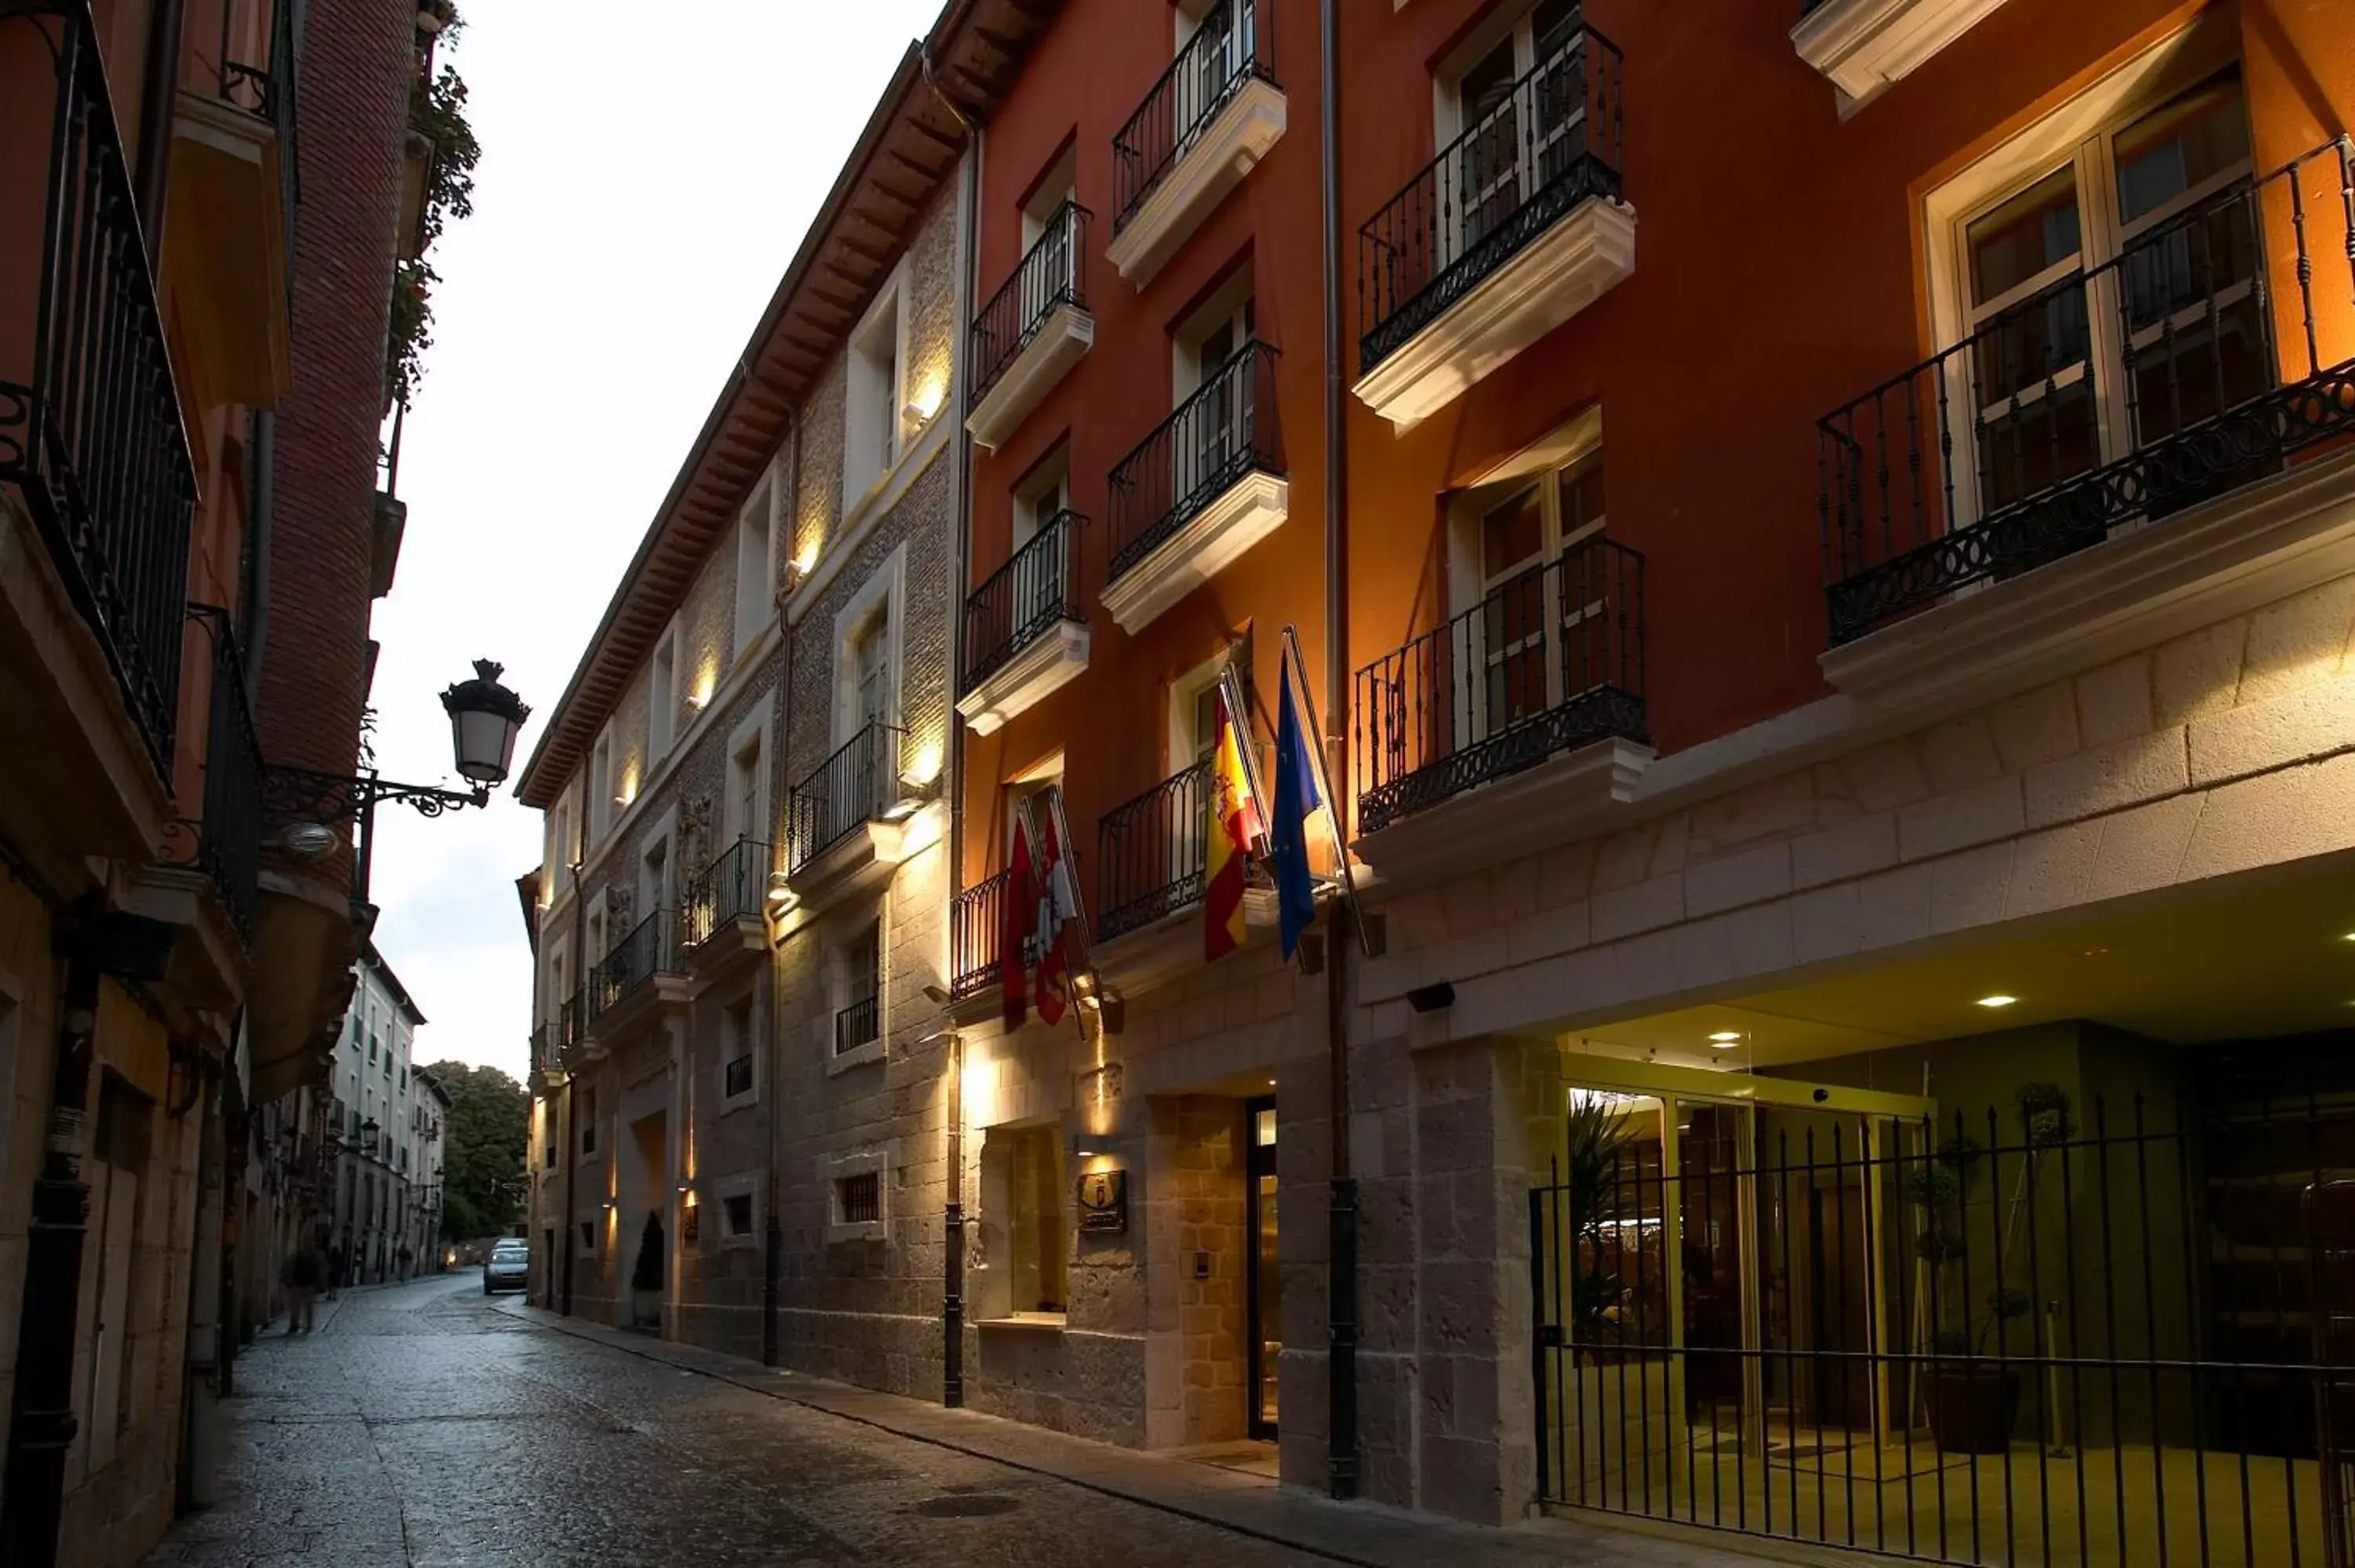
[
  {"left": 1108, "top": 341, "right": 1283, "bottom": 585},
  {"left": 834, "top": 990, "right": 880, "bottom": 1056},
  {"left": 1359, "top": 19, "right": 1623, "bottom": 374},
  {"left": 969, "top": 201, "right": 1090, "bottom": 407},
  {"left": 217, "top": 0, "right": 295, "bottom": 122},
  {"left": 681, "top": 837, "right": 769, "bottom": 947},
  {"left": 1356, "top": 537, "right": 1647, "bottom": 837},
  {"left": 557, "top": 990, "right": 582, "bottom": 1053},
  {"left": 585, "top": 910, "right": 678, "bottom": 1023},
  {"left": 787, "top": 721, "right": 899, "bottom": 873},
  {"left": 962, "top": 509, "right": 1087, "bottom": 693},
  {"left": 1112, "top": 0, "right": 1276, "bottom": 233},
  {"left": 175, "top": 607, "right": 265, "bottom": 944},
  {"left": 1096, "top": 761, "right": 1211, "bottom": 942},
  {"left": 0, "top": 5, "right": 198, "bottom": 779},
  {"left": 950, "top": 867, "right": 1013, "bottom": 1001},
  {"left": 1820, "top": 140, "right": 2355, "bottom": 647}
]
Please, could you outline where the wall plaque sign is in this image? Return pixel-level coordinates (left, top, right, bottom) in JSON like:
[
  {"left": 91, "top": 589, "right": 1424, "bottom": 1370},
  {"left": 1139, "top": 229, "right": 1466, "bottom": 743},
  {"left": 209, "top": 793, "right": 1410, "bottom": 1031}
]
[{"left": 1077, "top": 1168, "right": 1128, "bottom": 1234}]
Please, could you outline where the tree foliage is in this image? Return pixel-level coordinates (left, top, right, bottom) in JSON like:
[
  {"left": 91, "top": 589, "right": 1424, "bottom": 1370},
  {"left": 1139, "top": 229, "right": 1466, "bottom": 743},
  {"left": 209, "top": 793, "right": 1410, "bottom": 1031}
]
[{"left": 424, "top": 1059, "right": 528, "bottom": 1242}]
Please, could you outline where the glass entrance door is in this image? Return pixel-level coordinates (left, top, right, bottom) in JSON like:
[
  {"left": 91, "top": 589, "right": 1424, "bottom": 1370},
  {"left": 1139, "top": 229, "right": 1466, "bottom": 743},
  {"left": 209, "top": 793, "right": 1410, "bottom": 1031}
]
[{"left": 1246, "top": 1096, "right": 1280, "bottom": 1439}]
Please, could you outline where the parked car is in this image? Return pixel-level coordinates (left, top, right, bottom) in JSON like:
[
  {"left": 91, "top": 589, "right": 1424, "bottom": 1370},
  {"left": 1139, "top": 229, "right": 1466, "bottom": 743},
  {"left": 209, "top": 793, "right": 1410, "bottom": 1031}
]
[{"left": 482, "top": 1239, "right": 529, "bottom": 1295}]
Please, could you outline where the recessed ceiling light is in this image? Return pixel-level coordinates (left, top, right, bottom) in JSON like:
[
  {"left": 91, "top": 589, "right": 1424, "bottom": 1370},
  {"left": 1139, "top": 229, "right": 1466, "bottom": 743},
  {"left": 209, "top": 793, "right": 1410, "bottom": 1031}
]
[
  {"left": 1707, "top": 1031, "right": 1743, "bottom": 1047},
  {"left": 1976, "top": 994, "right": 2019, "bottom": 1008},
  {"left": 2342, "top": 932, "right": 2355, "bottom": 943},
  {"left": 2076, "top": 945, "right": 2110, "bottom": 958}
]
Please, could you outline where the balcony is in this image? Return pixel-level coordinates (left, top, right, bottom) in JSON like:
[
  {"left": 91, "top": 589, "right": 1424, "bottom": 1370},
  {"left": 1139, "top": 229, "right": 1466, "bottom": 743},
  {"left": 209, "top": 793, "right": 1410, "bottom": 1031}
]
[
  {"left": 966, "top": 201, "right": 1093, "bottom": 450},
  {"left": 1354, "top": 21, "right": 1630, "bottom": 431},
  {"left": 584, "top": 910, "right": 681, "bottom": 1037},
  {"left": 1817, "top": 144, "right": 2355, "bottom": 698},
  {"left": 0, "top": 5, "right": 198, "bottom": 817},
  {"left": 958, "top": 509, "right": 1089, "bottom": 735},
  {"left": 1353, "top": 538, "right": 1649, "bottom": 875},
  {"left": 681, "top": 836, "right": 770, "bottom": 960},
  {"left": 950, "top": 868, "right": 1013, "bottom": 1001},
  {"left": 1097, "top": 762, "right": 1210, "bottom": 943},
  {"left": 1106, "top": 0, "right": 1284, "bottom": 288},
  {"left": 1791, "top": 0, "right": 2017, "bottom": 116},
  {"left": 1103, "top": 343, "right": 1287, "bottom": 634},
  {"left": 786, "top": 721, "right": 924, "bottom": 911},
  {"left": 166, "top": 0, "right": 296, "bottom": 405}
]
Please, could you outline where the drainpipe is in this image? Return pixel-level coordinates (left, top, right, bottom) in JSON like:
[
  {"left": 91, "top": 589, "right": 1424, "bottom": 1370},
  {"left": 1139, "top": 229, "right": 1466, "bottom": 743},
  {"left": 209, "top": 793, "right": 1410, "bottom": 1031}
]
[
  {"left": 925, "top": 42, "right": 980, "bottom": 1413},
  {"left": 762, "top": 412, "right": 795, "bottom": 1369},
  {"left": 562, "top": 859, "right": 585, "bottom": 1315},
  {"left": 1318, "top": 0, "right": 1359, "bottom": 1503},
  {"left": 243, "top": 410, "right": 276, "bottom": 688},
  {"left": 133, "top": 0, "right": 188, "bottom": 250},
  {"left": 1, "top": 936, "right": 102, "bottom": 1566}
]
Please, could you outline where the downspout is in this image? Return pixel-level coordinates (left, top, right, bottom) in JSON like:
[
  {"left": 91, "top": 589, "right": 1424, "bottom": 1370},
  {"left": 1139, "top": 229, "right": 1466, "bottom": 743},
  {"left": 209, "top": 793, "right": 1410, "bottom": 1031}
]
[
  {"left": 243, "top": 410, "right": 276, "bottom": 689},
  {"left": 133, "top": 0, "right": 188, "bottom": 248},
  {"left": 922, "top": 42, "right": 979, "bottom": 1412},
  {"left": 562, "top": 858, "right": 585, "bottom": 1316},
  {"left": 762, "top": 410, "right": 796, "bottom": 1369},
  {"left": 1318, "top": 0, "right": 1358, "bottom": 1503}
]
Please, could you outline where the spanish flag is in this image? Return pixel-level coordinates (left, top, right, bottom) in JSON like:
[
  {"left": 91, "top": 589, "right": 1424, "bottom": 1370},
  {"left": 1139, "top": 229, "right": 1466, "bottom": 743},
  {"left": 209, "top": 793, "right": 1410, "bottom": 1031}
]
[{"left": 1204, "top": 683, "right": 1260, "bottom": 962}]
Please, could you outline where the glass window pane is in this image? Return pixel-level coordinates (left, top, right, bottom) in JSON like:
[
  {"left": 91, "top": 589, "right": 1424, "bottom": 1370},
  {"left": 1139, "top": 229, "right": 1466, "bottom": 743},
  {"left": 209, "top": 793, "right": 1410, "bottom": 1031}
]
[
  {"left": 1967, "top": 165, "right": 2082, "bottom": 305},
  {"left": 1481, "top": 486, "right": 1543, "bottom": 582},
  {"left": 2115, "top": 70, "right": 2248, "bottom": 226}
]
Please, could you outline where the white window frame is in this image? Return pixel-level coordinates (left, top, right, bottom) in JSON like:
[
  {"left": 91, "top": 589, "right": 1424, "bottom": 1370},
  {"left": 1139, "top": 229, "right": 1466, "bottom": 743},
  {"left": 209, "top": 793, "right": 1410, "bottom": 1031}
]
[
  {"left": 831, "top": 545, "right": 907, "bottom": 749},
  {"left": 587, "top": 729, "right": 615, "bottom": 843},
  {"left": 825, "top": 1144, "right": 891, "bottom": 1245},
  {"left": 722, "top": 706, "right": 772, "bottom": 848},
  {"left": 733, "top": 469, "right": 776, "bottom": 662},
  {"left": 1924, "top": 39, "right": 2251, "bottom": 536},
  {"left": 1012, "top": 445, "right": 1072, "bottom": 552},
  {"left": 1020, "top": 148, "right": 1079, "bottom": 250},
  {"left": 648, "top": 620, "right": 680, "bottom": 761},
  {"left": 844, "top": 261, "right": 912, "bottom": 509}
]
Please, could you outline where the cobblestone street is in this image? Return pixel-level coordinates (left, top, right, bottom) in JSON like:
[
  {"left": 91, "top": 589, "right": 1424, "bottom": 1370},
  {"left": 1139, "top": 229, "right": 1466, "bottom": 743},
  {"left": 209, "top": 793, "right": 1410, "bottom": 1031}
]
[{"left": 143, "top": 1273, "right": 1764, "bottom": 1568}]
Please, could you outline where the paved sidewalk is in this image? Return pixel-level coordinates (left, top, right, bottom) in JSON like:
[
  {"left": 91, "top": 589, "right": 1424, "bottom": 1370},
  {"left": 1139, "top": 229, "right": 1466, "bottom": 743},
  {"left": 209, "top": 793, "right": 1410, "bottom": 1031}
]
[{"left": 496, "top": 1297, "right": 1775, "bottom": 1568}]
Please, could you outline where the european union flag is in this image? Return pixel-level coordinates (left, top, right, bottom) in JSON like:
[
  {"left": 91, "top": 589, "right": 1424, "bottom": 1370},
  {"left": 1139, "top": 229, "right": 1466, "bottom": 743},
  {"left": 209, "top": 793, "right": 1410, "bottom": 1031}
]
[{"left": 1271, "top": 649, "right": 1322, "bottom": 959}]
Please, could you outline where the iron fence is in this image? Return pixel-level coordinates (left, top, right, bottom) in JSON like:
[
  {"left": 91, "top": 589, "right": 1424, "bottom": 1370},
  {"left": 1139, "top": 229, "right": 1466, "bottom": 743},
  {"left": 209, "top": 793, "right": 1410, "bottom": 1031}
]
[
  {"left": 1356, "top": 537, "right": 1646, "bottom": 837},
  {"left": 1820, "top": 140, "right": 2355, "bottom": 647},
  {"left": 1095, "top": 761, "right": 1210, "bottom": 942},
  {"left": 1359, "top": 16, "right": 1623, "bottom": 372},
  {"left": 1532, "top": 1068, "right": 2355, "bottom": 1567},
  {"left": 1108, "top": 341, "right": 1282, "bottom": 585},
  {"left": 681, "top": 836, "right": 769, "bottom": 947},
  {"left": 970, "top": 200, "right": 1090, "bottom": 406},
  {"left": 0, "top": 3, "right": 198, "bottom": 779},
  {"left": 963, "top": 509, "right": 1086, "bottom": 692},
  {"left": 1112, "top": 0, "right": 1276, "bottom": 234},
  {"left": 951, "top": 867, "right": 1013, "bottom": 1001},
  {"left": 585, "top": 910, "right": 677, "bottom": 1023},
  {"left": 834, "top": 993, "right": 879, "bottom": 1056},
  {"left": 787, "top": 722, "right": 899, "bottom": 873}
]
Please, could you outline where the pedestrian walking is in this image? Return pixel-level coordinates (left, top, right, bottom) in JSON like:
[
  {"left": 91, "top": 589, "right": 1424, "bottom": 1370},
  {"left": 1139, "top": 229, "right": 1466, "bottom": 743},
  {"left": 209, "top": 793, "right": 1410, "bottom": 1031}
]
[
  {"left": 396, "top": 1244, "right": 412, "bottom": 1282},
  {"left": 281, "top": 1238, "right": 322, "bottom": 1335},
  {"left": 327, "top": 1239, "right": 347, "bottom": 1300}
]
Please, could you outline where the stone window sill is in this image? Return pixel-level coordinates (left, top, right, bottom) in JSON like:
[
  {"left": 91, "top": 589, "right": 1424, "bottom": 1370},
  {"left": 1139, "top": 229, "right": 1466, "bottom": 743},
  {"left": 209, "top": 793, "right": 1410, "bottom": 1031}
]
[{"left": 976, "top": 1313, "right": 1067, "bottom": 1333}]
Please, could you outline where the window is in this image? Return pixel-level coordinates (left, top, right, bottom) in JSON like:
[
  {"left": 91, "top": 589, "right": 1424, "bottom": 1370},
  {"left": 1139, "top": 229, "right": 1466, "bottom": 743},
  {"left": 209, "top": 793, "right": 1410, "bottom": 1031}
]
[
  {"left": 725, "top": 712, "right": 767, "bottom": 846},
  {"left": 580, "top": 1087, "right": 598, "bottom": 1157},
  {"left": 850, "top": 611, "right": 890, "bottom": 735},
  {"left": 589, "top": 731, "right": 615, "bottom": 841},
  {"left": 838, "top": 1172, "right": 880, "bottom": 1225},
  {"left": 367, "top": 1034, "right": 378, "bottom": 1064},
  {"left": 579, "top": 1220, "right": 598, "bottom": 1255},
  {"left": 990, "top": 1124, "right": 1068, "bottom": 1318},
  {"left": 845, "top": 275, "right": 907, "bottom": 502},
  {"left": 1012, "top": 444, "right": 1072, "bottom": 556},
  {"left": 721, "top": 1192, "right": 754, "bottom": 1239},
  {"left": 349, "top": 1017, "right": 360, "bottom": 1049},
  {"left": 1944, "top": 67, "right": 2255, "bottom": 521},
  {"left": 1470, "top": 448, "right": 1606, "bottom": 724},
  {"left": 834, "top": 923, "right": 882, "bottom": 1057},
  {"left": 722, "top": 995, "right": 754, "bottom": 1103},
  {"left": 1020, "top": 147, "right": 1078, "bottom": 250},
  {"left": 549, "top": 801, "right": 574, "bottom": 878},
  {"left": 1440, "top": 1, "right": 1584, "bottom": 261},
  {"left": 648, "top": 624, "right": 679, "bottom": 759},
  {"left": 733, "top": 472, "right": 774, "bottom": 659},
  {"left": 640, "top": 832, "right": 671, "bottom": 917},
  {"left": 831, "top": 547, "right": 905, "bottom": 759},
  {"left": 1173, "top": 270, "right": 1257, "bottom": 508}
]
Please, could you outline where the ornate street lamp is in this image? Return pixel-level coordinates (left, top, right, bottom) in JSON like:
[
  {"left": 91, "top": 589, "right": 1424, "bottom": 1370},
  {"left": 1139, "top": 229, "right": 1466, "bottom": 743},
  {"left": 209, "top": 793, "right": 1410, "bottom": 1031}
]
[
  {"left": 262, "top": 659, "right": 530, "bottom": 901},
  {"left": 360, "top": 1117, "right": 381, "bottom": 1156}
]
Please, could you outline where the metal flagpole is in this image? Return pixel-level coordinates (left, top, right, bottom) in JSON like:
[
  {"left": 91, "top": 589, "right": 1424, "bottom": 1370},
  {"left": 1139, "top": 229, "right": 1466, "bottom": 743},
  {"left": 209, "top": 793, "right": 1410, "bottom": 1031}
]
[
  {"left": 1217, "top": 664, "right": 1272, "bottom": 848},
  {"left": 1280, "top": 624, "right": 1371, "bottom": 957},
  {"left": 1019, "top": 789, "right": 1091, "bottom": 1043}
]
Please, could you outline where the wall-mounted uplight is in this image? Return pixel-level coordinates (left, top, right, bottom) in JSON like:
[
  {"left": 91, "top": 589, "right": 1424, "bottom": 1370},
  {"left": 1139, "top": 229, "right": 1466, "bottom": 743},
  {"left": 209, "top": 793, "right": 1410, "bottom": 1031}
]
[
  {"left": 904, "top": 375, "right": 947, "bottom": 425},
  {"left": 900, "top": 740, "right": 944, "bottom": 791},
  {"left": 765, "top": 871, "right": 797, "bottom": 908},
  {"left": 790, "top": 541, "right": 820, "bottom": 580}
]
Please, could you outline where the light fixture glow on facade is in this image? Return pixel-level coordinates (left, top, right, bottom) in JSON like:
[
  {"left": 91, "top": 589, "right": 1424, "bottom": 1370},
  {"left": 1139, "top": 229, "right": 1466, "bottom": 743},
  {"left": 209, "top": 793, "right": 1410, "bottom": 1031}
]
[
  {"left": 1976, "top": 994, "right": 2019, "bottom": 1008},
  {"left": 1708, "top": 1030, "right": 1743, "bottom": 1047}
]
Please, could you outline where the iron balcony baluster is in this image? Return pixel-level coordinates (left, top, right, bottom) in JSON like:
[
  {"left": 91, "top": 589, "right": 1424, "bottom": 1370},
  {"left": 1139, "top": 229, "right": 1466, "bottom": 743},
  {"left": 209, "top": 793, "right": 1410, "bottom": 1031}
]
[
  {"left": 787, "top": 721, "right": 901, "bottom": 873},
  {"left": 1106, "top": 341, "right": 1283, "bottom": 585},
  {"left": 1358, "top": 17, "right": 1624, "bottom": 374},
  {"left": 1112, "top": 0, "right": 1276, "bottom": 234},
  {"left": 1818, "top": 139, "right": 2355, "bottom": 647},
  {"left": 949, "top": 867, "right": 1013, "bottom": 1001},
  {"left": 968, "top": 201, "right": 1090, "bottom": 408},
  {"left": 961, "top": 509, "right": 1087, "bottom": 693}
]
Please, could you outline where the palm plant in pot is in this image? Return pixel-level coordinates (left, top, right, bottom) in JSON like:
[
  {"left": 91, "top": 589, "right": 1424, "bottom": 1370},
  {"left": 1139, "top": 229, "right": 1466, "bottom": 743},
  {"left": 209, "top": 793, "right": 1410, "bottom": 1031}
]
[{"left": 1908, "top": 1085, "right": 2072, "bottom": 1453}]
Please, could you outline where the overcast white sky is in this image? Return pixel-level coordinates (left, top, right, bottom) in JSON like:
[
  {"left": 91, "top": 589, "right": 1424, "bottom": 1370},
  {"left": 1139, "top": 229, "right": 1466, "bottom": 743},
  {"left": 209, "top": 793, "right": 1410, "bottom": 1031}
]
[{"left": 361, "top": 1, "right": 944, "bottom": 1081}]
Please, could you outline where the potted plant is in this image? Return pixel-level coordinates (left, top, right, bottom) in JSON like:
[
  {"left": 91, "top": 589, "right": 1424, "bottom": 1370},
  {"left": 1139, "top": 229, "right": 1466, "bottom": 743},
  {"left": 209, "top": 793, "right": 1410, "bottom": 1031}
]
[
  {"left": 630, "top": 1209, "right": 663, "bottom": 1329},
  {"left": 1908, "top": 1085, "right": 2072, "bottom": 1454}
]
